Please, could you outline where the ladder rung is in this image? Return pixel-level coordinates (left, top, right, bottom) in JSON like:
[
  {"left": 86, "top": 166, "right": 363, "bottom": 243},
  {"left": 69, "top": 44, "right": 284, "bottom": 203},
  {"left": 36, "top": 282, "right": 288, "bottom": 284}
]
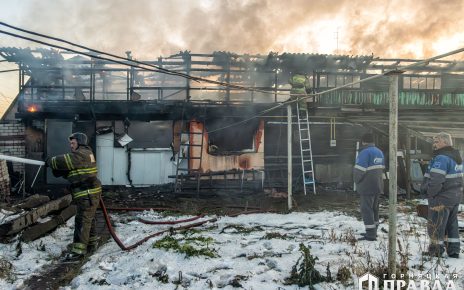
[
  {"left": 304, "top": 181, "right": 315, "bottom": 184},
  {"left": 302, "top": 149, "right": 312, "bottom": 151},
  {"left": 304, "top": 170, "right": 313, "bottom": 173},
  {"left": 303, "top": 159, "right": 312, "bottom": 162},
  {"left": 178, "top": 156, "right": 202, "bottom": 160},
  {"left": 301, "top": 138, "right": 310, "bottom": 141},
  {"left": 177, "top": 168, "right": 201, "bottom": 172}
]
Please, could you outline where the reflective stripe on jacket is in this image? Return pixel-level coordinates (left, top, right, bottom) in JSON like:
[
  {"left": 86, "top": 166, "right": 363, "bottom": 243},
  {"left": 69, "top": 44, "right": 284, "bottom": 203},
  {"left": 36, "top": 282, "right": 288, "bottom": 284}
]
[
  {"left": 50, "top": 145, "right": 101, "bottom": 198},
  {"left": 422, "top": 154, "right": 463, "bottom": 206},
  {"left": 353, "top": 144, "right": 385, "bottom": 195}
]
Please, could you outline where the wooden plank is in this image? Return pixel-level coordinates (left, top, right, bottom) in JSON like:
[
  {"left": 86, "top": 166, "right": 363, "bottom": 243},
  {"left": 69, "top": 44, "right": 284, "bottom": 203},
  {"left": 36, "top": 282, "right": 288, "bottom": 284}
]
[
  {"left": 17, "top": 194, "right": 50, "bottom": 210},
  {"left": 21, "top": 205, "right": 76, "bottom": 242},
  {"left": 0, "top": 194, "right": 72, "bottom": 236}
]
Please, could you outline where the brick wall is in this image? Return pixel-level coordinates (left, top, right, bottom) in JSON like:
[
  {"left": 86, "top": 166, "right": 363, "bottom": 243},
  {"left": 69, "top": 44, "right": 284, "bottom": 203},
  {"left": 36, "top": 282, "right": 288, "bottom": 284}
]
[{"left": 0, "top": 121, "right": 26, "bottom": 174}]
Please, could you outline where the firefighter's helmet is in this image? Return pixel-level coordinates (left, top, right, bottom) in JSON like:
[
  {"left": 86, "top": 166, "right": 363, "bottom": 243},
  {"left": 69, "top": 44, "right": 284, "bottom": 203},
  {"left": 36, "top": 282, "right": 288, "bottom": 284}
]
[{"left": 69, "top": 132, "right": 88, "bottom": 146}]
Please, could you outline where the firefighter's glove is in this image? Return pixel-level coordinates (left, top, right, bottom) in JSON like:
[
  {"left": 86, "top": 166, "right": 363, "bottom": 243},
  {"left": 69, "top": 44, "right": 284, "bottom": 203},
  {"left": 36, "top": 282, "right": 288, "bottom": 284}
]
[{"left": 44, "top": 156, "right": 51, "bottom": 167}]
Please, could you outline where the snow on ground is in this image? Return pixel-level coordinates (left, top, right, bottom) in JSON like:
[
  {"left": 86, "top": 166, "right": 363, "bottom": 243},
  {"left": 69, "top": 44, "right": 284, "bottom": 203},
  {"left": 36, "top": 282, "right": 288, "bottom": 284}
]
[
  {"left": 0, "top": 208, "right": 23, "bottom": 224},
  {"left": 0, "top": 200, "right": 463, "bottom": 289}
]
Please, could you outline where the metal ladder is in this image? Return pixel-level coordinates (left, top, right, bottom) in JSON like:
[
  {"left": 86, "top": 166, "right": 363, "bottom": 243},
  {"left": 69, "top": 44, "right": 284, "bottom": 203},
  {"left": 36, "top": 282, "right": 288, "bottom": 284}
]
[
  {"left": 296, "top": 102, "right": 316, "bottom": 194},
  {"left": 174, "top": 120, "right": 205, "bottom": 192}
]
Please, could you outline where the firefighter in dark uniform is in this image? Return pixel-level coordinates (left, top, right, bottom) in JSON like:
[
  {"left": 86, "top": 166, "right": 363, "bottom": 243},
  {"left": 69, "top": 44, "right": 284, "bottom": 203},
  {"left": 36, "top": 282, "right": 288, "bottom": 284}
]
[
  {"left": 47, "top": 132, "right": 101, "bottom": 259},
  {"left": 421, "top": 132, "right": 463, "bottom": 258},
  {"left": 353, "top": 133, "right": 385, "bottom": 241}
]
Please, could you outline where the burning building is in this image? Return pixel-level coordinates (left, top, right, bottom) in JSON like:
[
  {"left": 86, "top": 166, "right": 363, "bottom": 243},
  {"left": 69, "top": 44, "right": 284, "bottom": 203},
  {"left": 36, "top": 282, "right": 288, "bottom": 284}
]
[{"left": 2, "top": 48, "right": 464, "bottom": 194}]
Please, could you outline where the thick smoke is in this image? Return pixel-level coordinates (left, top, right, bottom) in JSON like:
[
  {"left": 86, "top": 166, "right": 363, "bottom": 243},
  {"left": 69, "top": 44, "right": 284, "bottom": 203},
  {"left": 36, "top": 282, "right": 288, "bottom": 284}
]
[
  {"left": 7, "top": 0, "right": 463, "bottom": 59},
  {"left": 344, "top": 0, "right": 464, "bottom": 59},
  {"left": 1, "top": 0, "right": 464, "bottom": 115}
]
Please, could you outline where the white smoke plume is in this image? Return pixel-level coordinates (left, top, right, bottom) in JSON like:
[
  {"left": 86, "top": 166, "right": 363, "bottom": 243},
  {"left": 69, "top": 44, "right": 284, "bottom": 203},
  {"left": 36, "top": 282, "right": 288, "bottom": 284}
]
[{"left": 3, "top": 0, "right": 463, "bottom": 59}]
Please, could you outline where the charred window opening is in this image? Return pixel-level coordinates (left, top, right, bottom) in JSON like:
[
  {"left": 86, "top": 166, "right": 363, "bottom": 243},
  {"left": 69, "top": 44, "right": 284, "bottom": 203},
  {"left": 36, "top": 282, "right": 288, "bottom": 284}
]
[
  {"left": 95, "top": 121, "right": 172, "bottom": 148},
  {"left": 127, "top": 121, "right": 172, "bottom": 149},
  {"left": 206, "top": 119, "right": 260, "bottom": 154}
]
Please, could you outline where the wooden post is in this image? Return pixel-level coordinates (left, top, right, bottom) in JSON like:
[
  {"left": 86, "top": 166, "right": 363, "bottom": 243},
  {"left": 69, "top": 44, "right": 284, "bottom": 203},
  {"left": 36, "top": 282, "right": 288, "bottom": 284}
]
[
  {"left": 405, "top": 130, "right": 411, "bottom": 199},
  {"left": 287, "top": 104, "right": 293, "bottom": 210},
  {"left": 354, "top": 141, "right": 359, "bottom": 191},
  {"left": 388, "top": 72, "right": 400, "bottom": 276}
]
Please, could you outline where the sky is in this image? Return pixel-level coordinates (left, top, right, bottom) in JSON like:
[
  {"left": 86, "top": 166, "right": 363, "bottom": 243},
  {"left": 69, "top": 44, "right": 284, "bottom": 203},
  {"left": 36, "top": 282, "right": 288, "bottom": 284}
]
[
  {"left": 1, "top": 0, "right": 464, "bottom": 116},
  {"left": 1, "top": 201, "right": 463, "bottom": 289}
]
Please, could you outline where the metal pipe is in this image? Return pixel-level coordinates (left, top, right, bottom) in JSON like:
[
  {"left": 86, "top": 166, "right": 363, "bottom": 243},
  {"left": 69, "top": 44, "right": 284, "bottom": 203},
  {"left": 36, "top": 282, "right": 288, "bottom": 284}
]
[
  {"left": 31, "top": 166, "right": 43, "bottom": 188},
  {"left": 0, "top": 154, "right": 45, "bottom": 165}
]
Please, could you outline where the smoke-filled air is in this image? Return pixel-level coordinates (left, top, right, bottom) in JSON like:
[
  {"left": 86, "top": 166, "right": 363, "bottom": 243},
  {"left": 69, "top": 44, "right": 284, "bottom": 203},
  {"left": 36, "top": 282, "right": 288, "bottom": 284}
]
[{"left": 0, "top": 0, "right": 464, "bottom": 114}]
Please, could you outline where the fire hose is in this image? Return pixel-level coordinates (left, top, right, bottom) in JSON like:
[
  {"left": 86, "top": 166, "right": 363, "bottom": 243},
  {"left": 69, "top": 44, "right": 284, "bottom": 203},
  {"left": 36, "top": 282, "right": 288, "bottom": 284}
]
[
  {"left": 0, "top": 153, "right": 266, "bottom": 251},
  {"left": 0, "top": 154, "right": 45, "bottom": 189},
  {"left": 100, "top": 197, "right": 219, "bottom": 251},
  {"left": 99, "top": 200, "right": 264, "bottom": 251}
]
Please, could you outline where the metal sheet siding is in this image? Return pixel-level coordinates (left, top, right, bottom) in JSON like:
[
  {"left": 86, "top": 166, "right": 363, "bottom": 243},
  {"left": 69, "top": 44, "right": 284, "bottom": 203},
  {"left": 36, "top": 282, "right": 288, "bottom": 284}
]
[
  {"left": 96, "top": 133, "right": 115, "bottom": 185},
  {"left": 97, "top": 133, "right": 175, "bottom": 186},
  {"left": 113, "top": 147, "right": 128, "bottom": 185},
  {"left": 130, "top": 150, "right": 175, "bottom": 186}
]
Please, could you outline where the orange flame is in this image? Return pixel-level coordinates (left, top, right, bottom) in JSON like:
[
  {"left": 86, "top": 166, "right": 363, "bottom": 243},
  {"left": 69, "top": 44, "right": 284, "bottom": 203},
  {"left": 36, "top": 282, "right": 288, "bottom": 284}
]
[{"left": 27, "top": 105, "right": 38, "bottom": 112}]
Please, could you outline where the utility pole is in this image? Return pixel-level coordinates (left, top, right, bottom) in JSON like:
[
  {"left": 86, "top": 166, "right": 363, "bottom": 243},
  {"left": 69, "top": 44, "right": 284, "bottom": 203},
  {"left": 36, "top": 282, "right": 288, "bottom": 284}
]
[
  {"left": 405, "top": 130, "right": 411, "bottom": 199},
  {"left": 387, "top": 71, "right": 401, "bottom": 276},
  {"left": 287, "top": 104, "right": 293, "bottom": 210}
]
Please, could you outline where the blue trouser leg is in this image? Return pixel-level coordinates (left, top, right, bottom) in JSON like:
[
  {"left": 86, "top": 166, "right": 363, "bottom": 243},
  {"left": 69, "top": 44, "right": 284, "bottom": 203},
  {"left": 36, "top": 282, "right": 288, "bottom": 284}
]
[
  {"left": 427, "top": 205, "right": 448, "bottom": 256},
  {"left": 445, "top": 204, "right": 460, "bottom": 256},
  {"left": 360, "top": 194, "right": 378, "bottom": 239},
  {"left": 373, "top": 194, "right": 379, "bottom": 230}
]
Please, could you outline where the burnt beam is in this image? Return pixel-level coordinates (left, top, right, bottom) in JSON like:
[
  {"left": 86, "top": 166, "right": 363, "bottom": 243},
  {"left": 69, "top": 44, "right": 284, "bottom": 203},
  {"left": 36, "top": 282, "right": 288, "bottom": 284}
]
[{"left": 0, "top": 194, "right": 72, "bottom": 236}]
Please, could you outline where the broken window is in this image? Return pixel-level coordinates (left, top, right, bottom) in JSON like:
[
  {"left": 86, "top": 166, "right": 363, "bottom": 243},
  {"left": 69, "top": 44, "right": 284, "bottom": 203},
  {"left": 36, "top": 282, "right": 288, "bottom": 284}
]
[
  {"left": 403, "top": 76, "right": 441, "bottom": 90},
  {"left": 206, "top": 119, "right": 261, "bottom": 154},
  {"left": 126, "top": 121, "right": 172, "bottom": 149}
]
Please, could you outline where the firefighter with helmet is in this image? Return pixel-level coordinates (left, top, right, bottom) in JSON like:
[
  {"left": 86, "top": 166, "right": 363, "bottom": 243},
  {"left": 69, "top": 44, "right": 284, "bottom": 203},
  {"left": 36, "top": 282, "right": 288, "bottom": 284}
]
[
  {"left": 288, "top": 72, "right": 311, "bottom": 109},
  {"left": 47, "top": 132, "right": 102, "bottom": 259}
]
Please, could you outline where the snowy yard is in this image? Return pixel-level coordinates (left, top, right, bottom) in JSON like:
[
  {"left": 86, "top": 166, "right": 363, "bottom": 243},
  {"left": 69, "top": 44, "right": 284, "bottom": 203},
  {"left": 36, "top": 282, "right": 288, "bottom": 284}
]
[{"left": 0, "top": 200, "right": 463, "bottom": 289}]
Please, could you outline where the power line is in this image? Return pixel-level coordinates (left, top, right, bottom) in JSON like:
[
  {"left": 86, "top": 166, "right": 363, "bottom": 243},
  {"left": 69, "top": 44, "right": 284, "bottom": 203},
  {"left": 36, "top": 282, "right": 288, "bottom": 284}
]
[
  {"left": 0, "top": 22, "right": 208, "bottom": 81},
  {"left": 1, "top": 22, "right": 464, "bottom": 133},
  {"left": 0, "top": 22, "right": 276, "bottom": 95},
  {"left": 209, "top": 46, "right": 464, "bottom": 133},
  {"left": 0, "top": 69, "right": 19, "bottom": 74}
]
